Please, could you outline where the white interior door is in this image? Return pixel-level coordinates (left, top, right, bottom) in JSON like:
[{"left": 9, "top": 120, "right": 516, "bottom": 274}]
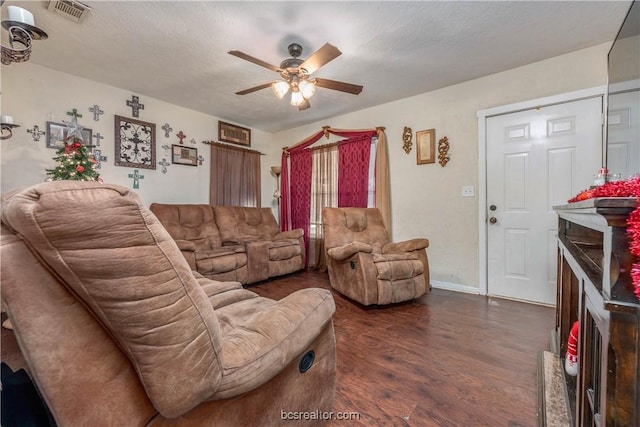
[
  {"left": 606, "top": 88, "right": 640, "bottom": 179},
  {"left": 486, "top": 97, "right": 602, "bottom": 305}
]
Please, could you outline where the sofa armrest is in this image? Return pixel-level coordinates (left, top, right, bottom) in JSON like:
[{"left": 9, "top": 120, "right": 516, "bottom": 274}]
[
  {"left": 273, "top": 228, "right": 304, "bottom": 240},
  {"left": 326, "top": 241, "right": 372, "bottom": 262},
  {"left": 175, "top": 239, "right": 196, "bottom": 252},
  {"left": 217, "top": 288, "right": 336, "bottom": 397},
  {"left": 382, "top": 238, "right": 429, "bottom": 254}
]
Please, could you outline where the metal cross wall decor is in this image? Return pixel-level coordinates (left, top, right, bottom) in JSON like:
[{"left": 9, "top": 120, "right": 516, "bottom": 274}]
[
  {"left": 158, "top": 158, "right": 171, "bottom": 174},
  {"left": 161, "top": 123, "right": 173, "bottom": 138},
  {"left": 126, "top": 95, "right": 145, "bottom": 118},
  {"left": 93, "top": 132, "right": 104, "bottom": 147},
  {"left": 198, "top": 155, "right": 205, "bottom": 165},
  {"left": 27, "top": 125, "right": 45, "bottom": 142},
  {"left": 176, "top": 130, "right": 186, "bottom": 144},
  {"left": 92, "top": 149, "right": 108, "bottom": 169},
  {"left": 89, "top": 104, "right": 104, "bottom": 121},
  {"left": 67, "top": 108, "right": 83, "bottom": 121},
  {"left": 128, "top": 169, "right": 144, "bottom": 189},
  {"left": 161, "top": 144, "right": 171, "bottom": 156}
]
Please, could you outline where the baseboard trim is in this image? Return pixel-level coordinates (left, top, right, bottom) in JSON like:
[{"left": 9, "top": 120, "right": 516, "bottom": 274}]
[{"left": 430, "top": 280, "right": 481, "bottom": 295}]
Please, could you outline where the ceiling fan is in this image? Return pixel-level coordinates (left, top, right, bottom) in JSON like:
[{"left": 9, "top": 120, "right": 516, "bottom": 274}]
[{"left": 228, "top": 42, "right": 363, "bottom": 110}]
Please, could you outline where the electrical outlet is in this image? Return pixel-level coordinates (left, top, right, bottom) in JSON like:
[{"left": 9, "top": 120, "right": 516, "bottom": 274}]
[{"left": 462, "top": 186, "right": 474, "bottom": 197}]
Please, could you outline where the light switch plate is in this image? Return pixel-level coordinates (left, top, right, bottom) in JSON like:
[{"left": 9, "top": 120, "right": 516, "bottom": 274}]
[{"left": 462, "top": 185, "right": 474, "bottom": 197}]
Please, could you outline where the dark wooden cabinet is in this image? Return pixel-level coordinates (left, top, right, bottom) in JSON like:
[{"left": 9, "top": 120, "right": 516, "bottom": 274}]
[{"left": 553, "top": 198, "right": 640, "bottom": 426}]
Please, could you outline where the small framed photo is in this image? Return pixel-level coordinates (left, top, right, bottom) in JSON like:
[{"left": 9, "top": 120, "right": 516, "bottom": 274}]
[
  {"left": 219, "top": 120, "right": 251, "bottom": 147},
  {"left": 416, "top": 129, "right": 436, "bottom": 164},
  {"left": 46, "top": 121, "right": 93, "bottom": 149},
  {"left": 172, "top": 144, "right": 198, "bottom": 166},
  {"left": 115, "top": 115, "right": 156, "bottom": 169}
]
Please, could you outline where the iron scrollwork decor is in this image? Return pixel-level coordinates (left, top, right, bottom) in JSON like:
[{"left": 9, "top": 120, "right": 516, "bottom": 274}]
[
  {"left": 402, "top": 126, "right": 412, "bottom": 154},
  {"left": 438, "top": 136, "right": 450, "bottom": 167},
  {"left": 114, "top": 115, "right": 156, "bottom": 169}
]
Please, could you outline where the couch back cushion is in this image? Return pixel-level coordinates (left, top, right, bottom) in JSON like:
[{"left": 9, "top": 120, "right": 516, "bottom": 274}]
[
  {"left": 1, "top": 182, "right": 224, "bottom": 418},
  {"left": 322, "top": 207, "right": 390, "bottom": 253},
  {"left": 213, "top": 206, "right": 279, "bottom": 243},
  {"left": 149, "top": 203, "right": 222, "bottom": 250}
]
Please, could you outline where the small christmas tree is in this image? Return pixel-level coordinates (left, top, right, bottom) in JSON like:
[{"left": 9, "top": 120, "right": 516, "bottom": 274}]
[{"left": 46, "top": 139, "right": 101, "bottom": 182}]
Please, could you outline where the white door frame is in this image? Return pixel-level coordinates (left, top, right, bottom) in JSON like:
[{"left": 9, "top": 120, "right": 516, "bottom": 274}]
[{"left": 476, "top": 85, "right": 607, "bottom": 296}]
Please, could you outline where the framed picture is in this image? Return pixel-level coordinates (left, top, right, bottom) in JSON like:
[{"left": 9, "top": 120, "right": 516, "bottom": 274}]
[
  {"left": 46, "top": 121, "right": 93, "bottom": 149},
  {"left": 172, "top": 144, "right": 198, "bottom": 166},
  {"left": 114, "top": 115, "right": 156, "bottom": 169},
  {"left": 416, "top": 129, "right": 436, "bottom": 164},
  {"left": 218, "top": 120, "right": 251, "bottom": 147}
]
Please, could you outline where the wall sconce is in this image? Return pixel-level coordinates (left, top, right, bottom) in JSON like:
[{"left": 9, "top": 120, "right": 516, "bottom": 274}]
[
  {"left": 1, "top": 115, "right": 20, "bottom": 140},
  {"left": 271, "top": 165, "right": 282, "bottom": 199},
  {"left": 1, "top": 6, "right": 48, "bottom": 66}
]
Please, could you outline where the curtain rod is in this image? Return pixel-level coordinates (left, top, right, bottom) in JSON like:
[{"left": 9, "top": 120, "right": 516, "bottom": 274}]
[{"left": 202, "top": 140, "right": 265, "bottom": 155}]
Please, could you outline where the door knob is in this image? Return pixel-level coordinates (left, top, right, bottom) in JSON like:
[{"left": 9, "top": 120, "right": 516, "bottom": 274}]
[{"left": 489, "top": 217, "right": 497, "bottom": 224}]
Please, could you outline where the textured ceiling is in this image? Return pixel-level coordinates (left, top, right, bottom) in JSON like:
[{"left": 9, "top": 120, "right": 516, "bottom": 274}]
[{"left": 1, "top": 1, "right": 632, "bottom": 133}]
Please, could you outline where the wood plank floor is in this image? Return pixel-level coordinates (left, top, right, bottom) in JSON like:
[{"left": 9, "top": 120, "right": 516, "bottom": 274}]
[
  {"left": 249, "top": 270, "right": 554, "bottom": 427},
  {"left": 2, "top": 270, "right": 554, "bottom": 426}
]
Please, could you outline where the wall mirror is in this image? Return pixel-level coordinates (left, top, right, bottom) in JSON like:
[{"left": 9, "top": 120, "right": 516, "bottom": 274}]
[{"left": 606, "top": 0, "right": 640, "bottom": 179}]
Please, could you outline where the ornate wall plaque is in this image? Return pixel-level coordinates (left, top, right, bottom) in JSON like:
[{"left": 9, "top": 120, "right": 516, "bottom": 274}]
[{"left": 114, "top": 115, "right": 156, "bottom": 169}]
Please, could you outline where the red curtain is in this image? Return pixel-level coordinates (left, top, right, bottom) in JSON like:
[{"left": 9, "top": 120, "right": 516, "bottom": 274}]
[
  {"left": 338, "top": 135, "right": 372, "bottom": 207},
  {"left": 289, "top": 148, "right": 313, "bottom": 265}
]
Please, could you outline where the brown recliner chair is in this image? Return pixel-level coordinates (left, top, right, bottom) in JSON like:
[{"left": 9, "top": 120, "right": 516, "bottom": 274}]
[
  {"left": 322, "top": 207, "right": 430, "bottom": 306},
  {"left": 1, "top": 182, "right": 336, "bottom": 426}
]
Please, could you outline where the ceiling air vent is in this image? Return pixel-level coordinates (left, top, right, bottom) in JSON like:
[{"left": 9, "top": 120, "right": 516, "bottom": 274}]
[{"left": 47, "top": 0, "right": 91, "bottom": 23}]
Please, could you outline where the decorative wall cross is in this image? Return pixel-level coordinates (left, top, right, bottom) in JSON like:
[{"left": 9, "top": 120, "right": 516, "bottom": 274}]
[
  {"left": 158, "top": 158, "right": 171, "bottom": 174},
  {"left": 88, "top": 104, "right": 104, "bottom": 121},
  {"left": 126, "top": 95, "right": 144, "bottom": 118},
  {"left": 92, "top": 149, "right": 108, "bottom": 169},
  {"left": 67, "top": 108, "right": 83, "bottom": 121},
  {"left": 190, "top": 138, "right": 197, "bottom": 145},
  {"left": 161, "top": 143, "right": 171, "bottom": 155},
  {"left": 176, "top": 130, "right": 186, "bottom": 144},
  {"left": 128, "top": 169, "right": 144, "bottom": 189},
  {"left": 27, "top": 125, "right": 45, "bottom": 142},
  {"left": 93, "top": 132, "right": 104, "bottom": 147},
  {"left": 198, "top": 155, "right": 205, "bottom": 165},
  {"left": 161, "top": 123, "right": 173, "bottom": 138}
]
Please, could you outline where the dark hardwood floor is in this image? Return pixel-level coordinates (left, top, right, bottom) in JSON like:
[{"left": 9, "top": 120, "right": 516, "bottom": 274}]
[
  {"left": 1, "top": 270, "right": 554, "bottom": 426},
  {"left": 250, "top": 270, "right": 554, "bottom": 427}
]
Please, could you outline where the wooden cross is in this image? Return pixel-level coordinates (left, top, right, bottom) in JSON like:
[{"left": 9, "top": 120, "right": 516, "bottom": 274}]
[
  {"left": 93, "top": 132, "right": 104, "bottom": 147},
  {"left": 27, "top": 125, "right": 45, "bottom": 142},
  {"left": 161, "top": 123, "right": 173, "bottom": 138},
  {"left": 92, "top": 149, "right": 108, "bottom": 169},
  {"left": 126, "top": 95, "right": 144, "bottom": 118},
  {"left": 128, "top": 169, "right": 144, "bottom": 189},
  {"left": 198, "top": 155, "right": 205, "bottom": 165},
  {"left": 67, "top": 108, "right": 83, "bottom": 122},
  {"left": 176, "top": 130, "right": 186, "bottom": 145},
  {"left": 88, "top": 104, "right": 104, "bottom": 121},
  {"left": 158, "top": 158, "right": 171, "bottom": 174}
]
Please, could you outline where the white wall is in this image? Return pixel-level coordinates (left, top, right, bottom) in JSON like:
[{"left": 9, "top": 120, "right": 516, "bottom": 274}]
[
  {"left": 272, "top": 43, "right": 611, "bottom": 291},
  {"left": 0, "top": 62, "right": 279, "bottom": 207}
]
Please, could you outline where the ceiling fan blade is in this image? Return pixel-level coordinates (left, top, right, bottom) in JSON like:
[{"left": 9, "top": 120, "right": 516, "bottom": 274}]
[
  {"left": 228, "top": 50, "right": 281, "bottom": 73},
  {"left": 298, "top": 98, "right": 311, "bottom": 111},
  {"left": 300, "top": 43, "right": 342, "bottom": 74},
  {"left": 235, "top": 82, "right": 276, "bottom": 95},
  {"left": 315, "top": 78, "right": 363, "bottom": 95}
]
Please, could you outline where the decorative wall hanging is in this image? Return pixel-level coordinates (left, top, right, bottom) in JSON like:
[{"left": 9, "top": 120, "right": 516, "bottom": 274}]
[
  {"left": 88, "top": 104, "right": 104, "bottom": 121},
  {"left": 126, "top": 95, "right": 144, "bottom": 118},
  {"left": 93, "top": 132, "right": 104, "bottom": 147},
  {"left": 161, "top": 123, "right": 173, "bottom": 138},
  {"left": 158, "top": 158, "right": 171, "bottom": 174},
  {"left": 128, "top": 169, "right": 144, "bottom": 189},
  {"left": 402, "top": 126, "right": 412, "bottom": 154},
  {"left": 27, "top": 125, "right": 45, "bottom": 142},
  {"left": 198, "top": 155, "right": 205, "bottom": 165},
  {"left": 176, "top": 130, "right": 186, "bottom": 145},
  {"left": 161, "top": 143, "right": 170, "bottom": 156},
  {"left": 219, "top": 120, "right": 251, "bottom": 147},
  {"left": 92, "top": 149, "right": 107, "bottom": 169},
  {"left": 171, "top": 144, "right": 198, "bottom": 166},
  {"left": 46, "top": 121, "right": 92, "bottom": 149},
  {"left": 438, "top": 136, "right": 450, "bottom": 167},
  {"left": 114, "top": 115, "right": 156, "bottom": 169},
  {"left": 0, "top": 115, "right": 19, "bottom": 140},
  {"left": 190, "top": 138, "right": 197, "bottom": 145},
  {"left": 416, "top": 129, "right": 435, "bottom": 164}
]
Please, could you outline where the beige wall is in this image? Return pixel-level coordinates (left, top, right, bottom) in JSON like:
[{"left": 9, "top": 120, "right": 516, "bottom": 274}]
[
  {"left": 272, "top": 43, "right": 611, "bottom": 291},
  {"left": 1, "top": 43, "right": 610, "bottom": 290}
]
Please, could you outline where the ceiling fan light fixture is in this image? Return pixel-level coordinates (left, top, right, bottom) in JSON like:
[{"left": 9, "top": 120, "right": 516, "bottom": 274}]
[
  {"left": 290, "top": 89, "right": 305, "bottom": 107},
  {"left": 271, "top": 81, "right": 289, "bottom": 99},
  {"left": 299, "top": 79, "right": 316, "bottom": 99}
]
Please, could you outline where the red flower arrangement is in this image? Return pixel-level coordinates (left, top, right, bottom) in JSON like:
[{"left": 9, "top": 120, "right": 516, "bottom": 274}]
[{"left": 569, "top": 175, "right": 640, "bottom": 300}]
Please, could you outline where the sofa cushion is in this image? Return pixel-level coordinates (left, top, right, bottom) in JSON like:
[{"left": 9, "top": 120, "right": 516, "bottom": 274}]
[
  {"left": 2, "top": 182, "right": 224, "bottom": 418},
  {"left": 213, "top": 206, "right": 280, "bottom": 243},
  {"left": 150, "top": 203, "right": 222, "bottom": 250},
  {"left": 196, "top": 251, "right": 247, "bottom": 274},
  {"left": 269, "top": 239, "right": 302, "bottom": 261}
]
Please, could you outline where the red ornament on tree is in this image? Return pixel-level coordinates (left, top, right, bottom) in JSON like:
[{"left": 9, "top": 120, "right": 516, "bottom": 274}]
[{"left": 76, "top": 165, "right": 85, "bottom": 173}]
